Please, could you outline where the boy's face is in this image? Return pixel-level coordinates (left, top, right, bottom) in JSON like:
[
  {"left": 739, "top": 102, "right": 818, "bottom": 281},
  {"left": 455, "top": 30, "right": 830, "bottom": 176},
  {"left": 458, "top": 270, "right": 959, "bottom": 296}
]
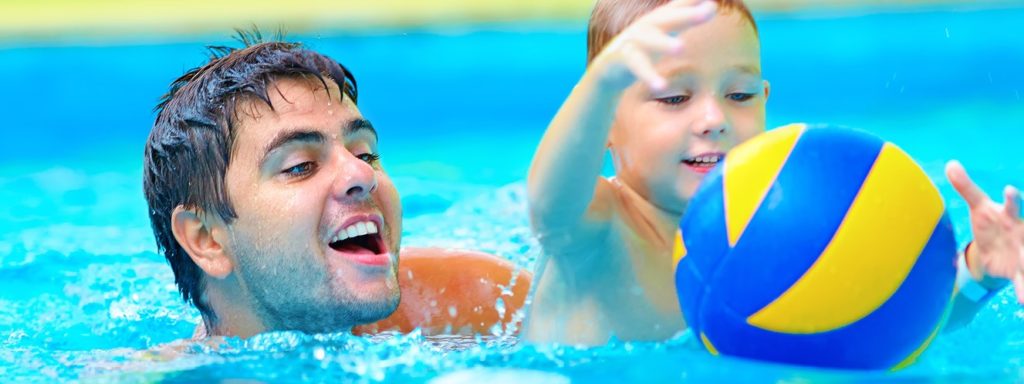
[
  {"left": 610, "top": 10, "right": 767, "bottom": 215},
  {"left": 220, "top": 77, "right": 402, "bottom": 332}
]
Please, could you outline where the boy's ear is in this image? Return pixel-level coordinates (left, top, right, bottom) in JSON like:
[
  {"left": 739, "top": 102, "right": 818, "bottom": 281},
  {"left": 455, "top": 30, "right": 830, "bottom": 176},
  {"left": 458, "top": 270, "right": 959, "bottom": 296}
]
[
  {"left": 763, "top": 80, "right": 771, "bottom": 101},
  {"left": 171, "top": 206, "right": 233, "bottom": 279}
]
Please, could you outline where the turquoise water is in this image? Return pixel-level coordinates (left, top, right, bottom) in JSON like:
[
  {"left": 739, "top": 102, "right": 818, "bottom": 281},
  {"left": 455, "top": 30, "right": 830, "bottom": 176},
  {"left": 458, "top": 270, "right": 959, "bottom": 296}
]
[{"left": 2, "top": 6, "right": 1024, "bottom": 382}]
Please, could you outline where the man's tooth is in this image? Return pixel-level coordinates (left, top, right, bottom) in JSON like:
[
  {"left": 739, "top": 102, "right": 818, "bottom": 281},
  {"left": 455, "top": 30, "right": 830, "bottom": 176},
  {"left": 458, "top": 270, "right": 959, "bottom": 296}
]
[
  {"left": 367, "top": 222, "right": 378, "bottom": 234},
  {"left": 346, "top": 226, "right": 359, "bottom": 238},
  {"left": 356, "top": 222, "right": 368, "bottom": 236}
]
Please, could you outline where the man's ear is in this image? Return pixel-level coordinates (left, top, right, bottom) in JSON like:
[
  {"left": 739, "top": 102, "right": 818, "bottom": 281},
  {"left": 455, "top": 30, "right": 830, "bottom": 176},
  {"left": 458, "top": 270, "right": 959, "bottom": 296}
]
[
  {"left": 763, "top": 80, "right": 772, "bottom": 101},
  {"left": 171, "top": 206, "right": 233, "bottom": 279}
]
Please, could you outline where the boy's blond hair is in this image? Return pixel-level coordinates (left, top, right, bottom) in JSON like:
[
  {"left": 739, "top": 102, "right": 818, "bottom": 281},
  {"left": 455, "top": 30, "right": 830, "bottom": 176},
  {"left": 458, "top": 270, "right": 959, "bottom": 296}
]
[{"left": 587, "top": 0, "right": 758, "bottom": 65}]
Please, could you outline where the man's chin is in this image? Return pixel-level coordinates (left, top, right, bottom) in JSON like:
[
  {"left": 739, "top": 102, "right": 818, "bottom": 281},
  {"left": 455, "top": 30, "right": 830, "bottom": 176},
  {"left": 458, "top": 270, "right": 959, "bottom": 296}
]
[
  {"left": 327, "top": 275, "right": 400, "bottom": 321},
  {"left": 344, "top": 288, "right": 400, "bottom": 325}
]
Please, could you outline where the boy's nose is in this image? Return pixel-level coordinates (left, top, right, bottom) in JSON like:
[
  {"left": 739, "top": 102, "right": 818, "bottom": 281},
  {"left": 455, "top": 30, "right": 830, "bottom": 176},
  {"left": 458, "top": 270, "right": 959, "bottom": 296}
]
[
  {"left": 331, "top": 153, "right": 377, "bottom": 202},
  {"left": 692, "top": 98, "right": 728, "bottom": 139}
]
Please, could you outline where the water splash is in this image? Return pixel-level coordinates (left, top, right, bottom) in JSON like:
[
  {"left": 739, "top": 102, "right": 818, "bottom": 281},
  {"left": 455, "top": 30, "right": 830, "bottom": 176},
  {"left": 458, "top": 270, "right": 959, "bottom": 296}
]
[{"left": 3, "top": 175, "right": 1023, "bottom": 382}]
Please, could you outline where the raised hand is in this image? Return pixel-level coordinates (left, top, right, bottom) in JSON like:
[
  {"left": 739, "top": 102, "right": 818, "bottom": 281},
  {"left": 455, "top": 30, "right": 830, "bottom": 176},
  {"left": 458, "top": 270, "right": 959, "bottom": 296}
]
[
  {"left": 592, "top": 0, "right": 718, "bottom": 91},
  {"left": 946, "top": 160, "right": 1023, "bottom": 304}
]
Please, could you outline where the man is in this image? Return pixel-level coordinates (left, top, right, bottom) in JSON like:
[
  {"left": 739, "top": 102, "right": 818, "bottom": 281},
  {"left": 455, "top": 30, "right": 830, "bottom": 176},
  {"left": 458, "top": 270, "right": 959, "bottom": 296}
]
[{"left": 143, "top": 35, "right": 530, "bottom": 339}]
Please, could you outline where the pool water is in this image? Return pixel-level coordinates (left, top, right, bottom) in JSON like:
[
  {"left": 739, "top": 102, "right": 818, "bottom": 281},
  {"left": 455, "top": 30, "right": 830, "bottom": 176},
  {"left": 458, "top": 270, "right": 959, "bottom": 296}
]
[{"left": 2, "top": 6, "right": 1024, "bottom": 383}]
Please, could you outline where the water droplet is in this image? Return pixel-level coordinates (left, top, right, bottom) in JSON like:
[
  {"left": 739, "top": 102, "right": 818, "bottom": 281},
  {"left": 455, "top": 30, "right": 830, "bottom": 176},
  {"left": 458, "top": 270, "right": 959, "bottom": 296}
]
[
  {"left": 312, "top": 346, "right": 326, "bottom": 360},
  {"left": 945, "top": 28, "right": 950, "bottom": 38},
  {"left": 495, "top": 298, "right": 506, "bottom": 319},
  {"left": 448, "top": 305, "right": 458, "bottom": 317},
  {"left": 498, "top": 283, "right": 513, "bottom": 297}
]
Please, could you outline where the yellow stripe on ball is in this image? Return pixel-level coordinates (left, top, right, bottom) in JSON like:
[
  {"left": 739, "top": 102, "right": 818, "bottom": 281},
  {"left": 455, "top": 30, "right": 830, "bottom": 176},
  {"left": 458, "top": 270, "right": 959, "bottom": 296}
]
[
  {"left": 700, "top": 332, "right": 721, "bottom": 356},
  {"left": 673, "top": 230, "right": 687, "bottom": 268},
  {"left": 747, "top": 143, "right": 946, "bottom": 333},
  {"left": 724, "top": 124, "right": 804, "bottom": 247}
]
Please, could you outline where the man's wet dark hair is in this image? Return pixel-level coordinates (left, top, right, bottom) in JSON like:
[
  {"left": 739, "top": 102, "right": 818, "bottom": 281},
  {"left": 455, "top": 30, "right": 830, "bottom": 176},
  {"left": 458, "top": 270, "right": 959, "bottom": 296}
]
[{"left": 143, "top": 30, "right": 358, "bottom": 326}]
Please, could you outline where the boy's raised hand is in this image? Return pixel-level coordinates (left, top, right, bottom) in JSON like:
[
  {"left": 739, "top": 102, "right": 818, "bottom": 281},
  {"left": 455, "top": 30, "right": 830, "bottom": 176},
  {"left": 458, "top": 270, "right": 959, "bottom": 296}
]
[
  {"left": 592, "top": 0, "right": 718, "bottom": 92},
  {"left": 946, "top": 160, "right": 1024, "bottom": 304}
]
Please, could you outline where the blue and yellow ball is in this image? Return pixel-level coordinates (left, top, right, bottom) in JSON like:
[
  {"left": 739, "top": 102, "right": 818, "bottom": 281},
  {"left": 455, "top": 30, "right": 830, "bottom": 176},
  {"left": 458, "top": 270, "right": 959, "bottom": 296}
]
[{"left": 674, "top": 124, "right": 958, "bottom": 370}]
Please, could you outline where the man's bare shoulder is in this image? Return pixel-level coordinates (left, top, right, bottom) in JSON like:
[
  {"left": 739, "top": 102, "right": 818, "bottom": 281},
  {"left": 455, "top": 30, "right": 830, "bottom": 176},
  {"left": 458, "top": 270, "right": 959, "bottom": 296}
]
[{"left": 353, "top": 248, "right": 531, "bottom": 336}]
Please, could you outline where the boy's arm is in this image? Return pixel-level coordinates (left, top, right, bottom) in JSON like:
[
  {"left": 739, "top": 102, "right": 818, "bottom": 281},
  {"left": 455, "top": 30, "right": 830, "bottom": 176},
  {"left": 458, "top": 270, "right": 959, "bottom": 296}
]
[
  {"left": 942, "top": 160, "right": 1023, "bottom": 330},
  {"left": 526, "top": 0, "right": 718, "bottom": 233},
  {"left": 526, "top": 69, "right": 627, "bottom": 232},
  {"left": 943, "top": 246, "right": 1010, "bottom": 331}
]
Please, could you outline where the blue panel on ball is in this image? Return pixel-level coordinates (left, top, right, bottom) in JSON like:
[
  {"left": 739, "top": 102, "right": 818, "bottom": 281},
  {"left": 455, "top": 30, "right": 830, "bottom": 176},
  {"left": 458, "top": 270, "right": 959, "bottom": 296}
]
[
  {"left": 699, "top": 216, "right": 957, "bottom": 369},
  {"left": 676, "top": 258, "right": 707, "bottom": 334},
  {"left": 709, "top": 127, "right": 887, "bottom": 318},
  {"left": 678, "top": 164, "right": 732, "bottom": 334}
]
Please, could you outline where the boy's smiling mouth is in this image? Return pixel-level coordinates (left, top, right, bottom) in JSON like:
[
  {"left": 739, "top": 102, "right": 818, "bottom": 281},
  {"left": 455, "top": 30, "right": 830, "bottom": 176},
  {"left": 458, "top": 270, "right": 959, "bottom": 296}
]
[
  {"left": 681, "top": 152, "right": 725, "bottom": 174},
  {"left": 327, "top": 215, "right": 390, "bottom": 267}
]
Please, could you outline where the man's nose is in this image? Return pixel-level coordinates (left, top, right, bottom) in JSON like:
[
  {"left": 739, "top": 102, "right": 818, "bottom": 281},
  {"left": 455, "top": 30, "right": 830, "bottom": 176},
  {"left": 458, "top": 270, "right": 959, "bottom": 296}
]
[
  {"left": 331, "top": 153, "right": 377, "bottom": 202},
  {"left": 692, "top": 96, "right": 729, "bottom": 139}
]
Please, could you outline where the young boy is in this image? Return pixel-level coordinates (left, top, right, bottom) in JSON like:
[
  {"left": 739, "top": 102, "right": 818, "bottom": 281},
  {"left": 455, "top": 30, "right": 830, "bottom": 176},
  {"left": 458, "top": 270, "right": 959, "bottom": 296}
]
[{"left": 523, "top": 0, "right": 1023, "bottom": 345}]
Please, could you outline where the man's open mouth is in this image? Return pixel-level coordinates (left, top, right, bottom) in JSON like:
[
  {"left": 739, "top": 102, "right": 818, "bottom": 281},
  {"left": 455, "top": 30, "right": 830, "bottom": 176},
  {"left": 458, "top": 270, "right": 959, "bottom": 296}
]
[
  {"left": 681, "top": 153, "right": 724, "bottom": 174},
  {"left": 328, "top": 219, "right": 389, "bottom": 266}
]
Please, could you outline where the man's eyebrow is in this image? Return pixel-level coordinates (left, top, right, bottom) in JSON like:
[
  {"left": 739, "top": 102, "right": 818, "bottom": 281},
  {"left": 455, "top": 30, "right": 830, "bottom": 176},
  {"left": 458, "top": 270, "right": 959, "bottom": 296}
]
[
  {"left": 259, "top": 130, "right": 326, "bottom": 167},
  {"left": 346, "top": 118, "right": 377, "bottom": 139}
]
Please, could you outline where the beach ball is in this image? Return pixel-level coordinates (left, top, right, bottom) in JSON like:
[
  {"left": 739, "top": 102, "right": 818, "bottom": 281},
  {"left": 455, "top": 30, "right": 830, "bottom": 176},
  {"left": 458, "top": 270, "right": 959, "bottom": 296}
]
[{"left": 673, "top": 124, "right": 957, "bottom": 370}]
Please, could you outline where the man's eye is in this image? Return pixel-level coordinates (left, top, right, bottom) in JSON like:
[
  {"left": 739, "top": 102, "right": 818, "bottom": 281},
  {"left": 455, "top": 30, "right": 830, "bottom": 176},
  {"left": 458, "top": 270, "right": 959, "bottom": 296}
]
[
  {"left": 282, "top": 161, "right": 316, "bottom": 177},
  {"left": 656, "top": 95, "right": 690, "bottom": 105},
  {"left": 727, "top": 93, "right": 756, "bottom": 102},
  {"left": 357, "top": 153, "right": 381, "bottom": 164}
]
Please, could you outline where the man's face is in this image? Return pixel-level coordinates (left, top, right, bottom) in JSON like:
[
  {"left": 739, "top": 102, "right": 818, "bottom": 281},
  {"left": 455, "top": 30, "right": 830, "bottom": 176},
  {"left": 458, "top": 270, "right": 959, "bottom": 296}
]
[
  {"left": 221, "top": 76, "right": 401, "bottom": 332},
  {"left": 610, "top": 10, "right": 768, "bottom": 215}
]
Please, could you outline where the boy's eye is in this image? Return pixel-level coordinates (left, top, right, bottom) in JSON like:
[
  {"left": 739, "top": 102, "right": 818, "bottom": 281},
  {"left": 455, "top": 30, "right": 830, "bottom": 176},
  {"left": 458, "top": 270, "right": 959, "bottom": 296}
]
[
  {"left": 656, "top": 95, "right": 690, "bottom": 105},
  {"left": 282, "top": 161, "right": 316, "bottom": 177},
  {"left": 727, "top": 93, "right": 756, "bottom": 102},
  {"left": 357, "top": 153, "right": 381, "bottom": 164}
]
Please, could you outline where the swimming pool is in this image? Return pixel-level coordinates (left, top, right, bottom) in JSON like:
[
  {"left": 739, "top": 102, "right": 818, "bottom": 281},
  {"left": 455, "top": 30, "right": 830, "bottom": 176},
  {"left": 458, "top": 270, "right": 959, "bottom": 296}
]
[{"left": 1, "top": 5, "right": 1023, "bottom": 382}]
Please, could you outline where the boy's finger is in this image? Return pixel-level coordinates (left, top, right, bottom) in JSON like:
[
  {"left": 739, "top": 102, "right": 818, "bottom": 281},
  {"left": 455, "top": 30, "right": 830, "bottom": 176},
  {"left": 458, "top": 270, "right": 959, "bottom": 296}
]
[
  {"left": 633, "top": 28, "right": 684, "bottom": 55},
  {"left": 623, "top": 44, "right": 667, "bottom": 91},
  {"left": 650, "top": 0, "right": 708, "bottom": 15},
  {"left": 946, "top": 160, "right": 988, "bottom": 209},
  {"left": 663, "top": 0, "right": 715, "bottom": 12},
  {"left": 1004, "top": 185, "right": 1022, "bottom": 219},
  {"left": 648, "top": 1, "right": 718, "bottom": 33},
  {"left": 666, "top": 0, "right": 708, "bottom": 7}
]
